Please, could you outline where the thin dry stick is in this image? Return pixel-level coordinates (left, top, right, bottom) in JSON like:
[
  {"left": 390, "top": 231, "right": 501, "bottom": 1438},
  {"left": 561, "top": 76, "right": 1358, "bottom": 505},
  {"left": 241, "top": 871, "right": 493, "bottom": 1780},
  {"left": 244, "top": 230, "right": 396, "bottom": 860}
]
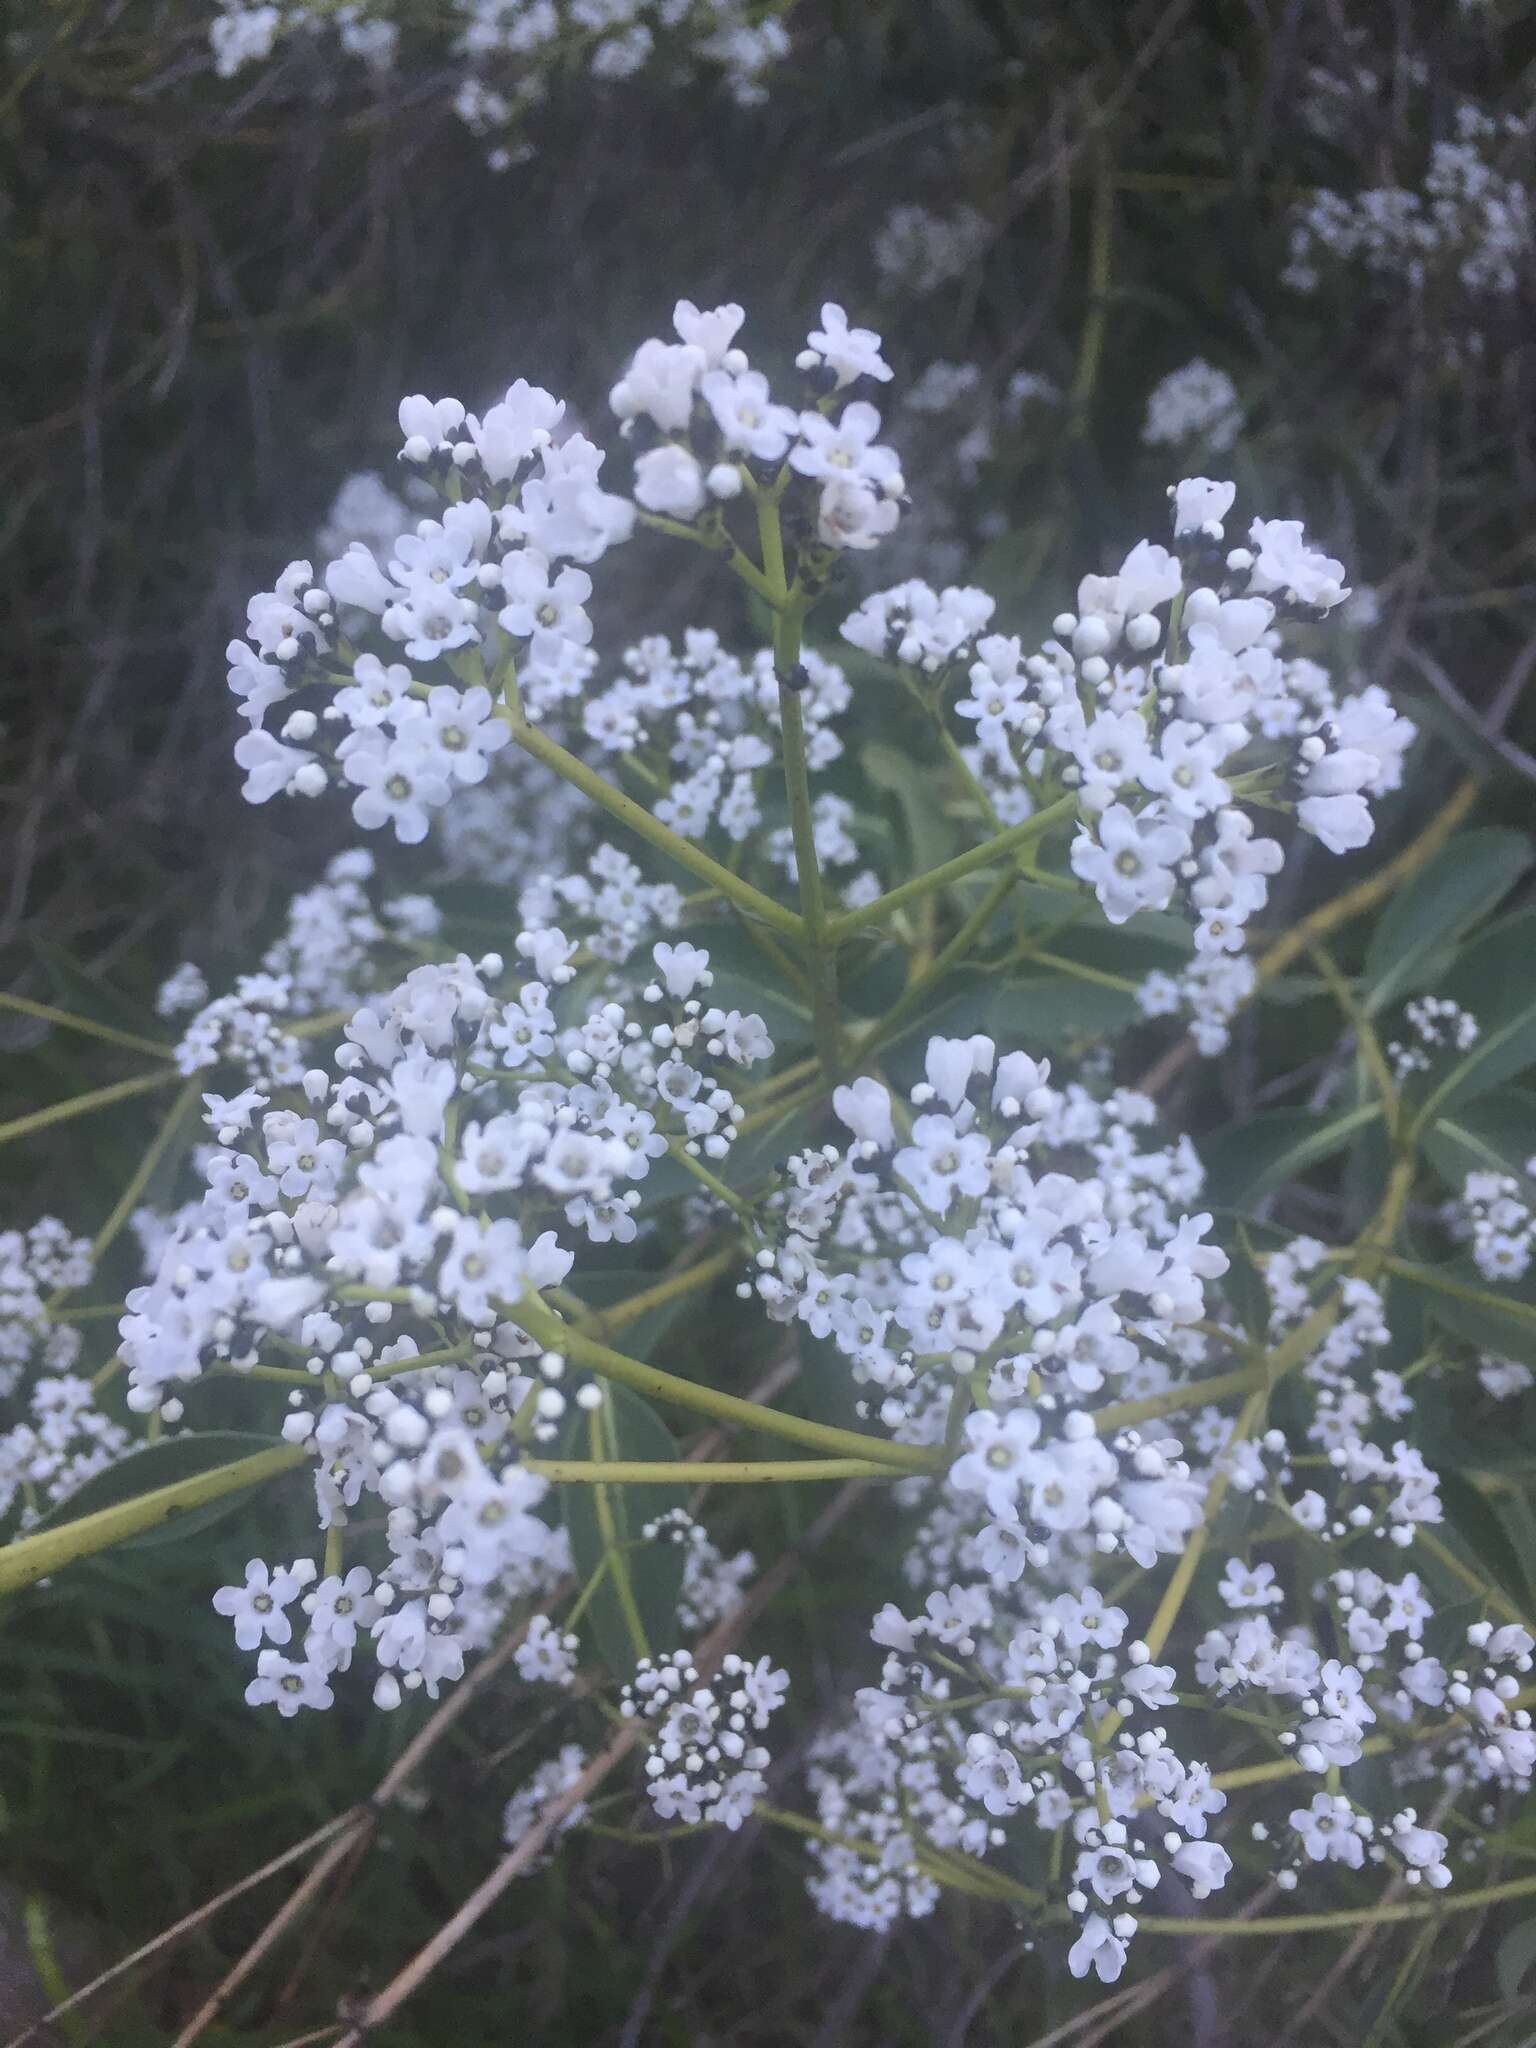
[
  {"left": 3, "top": 1813, "right": 357, "bottom": 2048},
  {"left": 334, "top": 1481, "right": 871, "bottom": 2046},
  {"left": 140, "top": 1607, "right": 552, "bottom": 2048},
  {"left": 170, "top": 1817, "right": 375, "bottom": 2048}
]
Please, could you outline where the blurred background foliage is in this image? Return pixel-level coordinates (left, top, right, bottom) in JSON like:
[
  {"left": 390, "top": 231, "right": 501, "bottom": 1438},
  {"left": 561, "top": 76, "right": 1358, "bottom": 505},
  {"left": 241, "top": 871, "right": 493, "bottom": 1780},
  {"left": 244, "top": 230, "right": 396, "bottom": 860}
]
[{"left": 5, "top": 1, "right": 1536, "bottom": 2040}]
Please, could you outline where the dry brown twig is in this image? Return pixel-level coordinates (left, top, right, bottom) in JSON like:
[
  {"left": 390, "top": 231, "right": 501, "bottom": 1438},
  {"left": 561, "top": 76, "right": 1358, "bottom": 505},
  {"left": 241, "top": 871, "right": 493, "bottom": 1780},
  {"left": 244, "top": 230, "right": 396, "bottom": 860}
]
[{"left": 330, "top": 1477, "right": 871, "bottom": 2048}]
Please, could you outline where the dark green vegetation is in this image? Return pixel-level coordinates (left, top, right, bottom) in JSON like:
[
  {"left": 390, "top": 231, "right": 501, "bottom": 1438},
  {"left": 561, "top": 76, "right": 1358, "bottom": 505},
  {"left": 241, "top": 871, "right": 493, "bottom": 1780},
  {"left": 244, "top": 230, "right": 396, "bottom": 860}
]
[{"left": 5, "top": 4, "right": 1536, "bottom": 2041}]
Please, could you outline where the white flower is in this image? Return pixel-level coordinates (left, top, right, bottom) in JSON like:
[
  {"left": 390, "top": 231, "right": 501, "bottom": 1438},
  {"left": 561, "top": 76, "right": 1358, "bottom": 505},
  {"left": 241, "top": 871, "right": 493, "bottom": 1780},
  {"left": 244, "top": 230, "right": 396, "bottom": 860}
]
[
  {"left": 803, "top": 303, "right": 892, "bottom": 388},
  {"left": 833, "top": 1076, "right": 895, "bottom": 1150},
  {"left": 1248, "top": 518, "right": 1349, "bottom": 609},
  {"left": 213, "top": 1557, "right": 316, "bottom": 1652},
  {"left": 1172, "top": 476, "right": 1237, "bottom": 535},
  {"left": 633, "top": 445, "right": 708, "bottom": 520},
  {"left": 1067, "top": 1913, "right": 1127, "bottom": 1984},
  {"left": 672, "top": 299, "right": 745, "bottom": 366},
  {"left": 1070, "top": 804, "right": 1192, "bottom": 923},
  {"left": 245, "top": 1651, "right": 335, "bottom": 1717},
  {"left": 816, "top": 478, "right": 899, "bottom": 551},
  {"left": 702, "top": 368, "right": 797, "bottom": 460},
  {"left": 340, "top": 731, "right": 452, "bottom": 843}
]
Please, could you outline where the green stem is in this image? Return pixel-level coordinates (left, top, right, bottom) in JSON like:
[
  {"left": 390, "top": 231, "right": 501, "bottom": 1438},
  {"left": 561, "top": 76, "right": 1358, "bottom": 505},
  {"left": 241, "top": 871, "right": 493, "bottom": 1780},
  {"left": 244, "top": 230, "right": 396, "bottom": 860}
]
[
  {"left": 596, "top": 1247, "right": 738, "bottom": 1337},
  {"left": 1384, "top": 1256, "right": 1536, "bottom": 1336},
  {"left": 502, "top": 712, "right": 804, "bottom": 942},
  {"left": 83, "top": 1075, "right": 204, "bottom": 1271},
  {"left": 0, "top": 1068, "right": 185, "bottom": 1150},
  {"left": 828, "top": 797, "right": 1077, "bottom": 942},
  {"left": 508, "top": 1294, "right": 939, "bottom": 1475},
  {"left": 0, "top": 991, "right": 174, "bottom": 1061},
  {"left": 590, "top": 1401, "right": 648, "bottom": 1663},
  {"left": 0, "top": 1445, "right": 306, "bottom": 1595},
  {"left": 525, "top": 1456, "right": 895, "bottom": 1484},
  {"left": 666, "top": 1139, "right": 756, "bottom": 1224},
  {"left": 862, "top": 871, "right": 1017, "bottom": 1063},
  {"left": 1137, "top": 1870, "right": 1536, "bottom": 1937},
  {"left": 779, "top": 682, "right": 844, "bottom": 1078}
]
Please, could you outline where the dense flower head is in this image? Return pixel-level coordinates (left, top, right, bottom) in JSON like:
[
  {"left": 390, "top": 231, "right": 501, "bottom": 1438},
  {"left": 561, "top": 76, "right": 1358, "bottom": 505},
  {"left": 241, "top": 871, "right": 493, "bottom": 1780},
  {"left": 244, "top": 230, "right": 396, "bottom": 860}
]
[{"left": 17, "top": 273, "right": 1531, "bottom": 2017}]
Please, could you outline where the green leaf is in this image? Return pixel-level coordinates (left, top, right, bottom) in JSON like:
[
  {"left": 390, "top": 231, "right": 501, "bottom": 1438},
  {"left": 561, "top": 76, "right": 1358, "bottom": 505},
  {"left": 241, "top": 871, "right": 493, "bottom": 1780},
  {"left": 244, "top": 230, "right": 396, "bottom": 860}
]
[
  {"left": 27, "top": 941, "right": 163, "bottom": 1040},
  {"left": 565, "top": 1267, "right": 698, "bottom": 1363},
  {"left": 1497, "top": 1919, "right": 1536, "bottom": 2006},
  {"left": 1395, "top": 1259, "right": 1536, "bottom": 1368},
  {"left": 1422, "top": 1090, "right": 1536, "bottom": 1191},
  {"left": 862, "top": 740, "right": 959, "bottom": 877},
  {"left": 1198, "top": 1103, "right": 1381, "bottom": 1210},
  {"left": 1362, "top": 828, "right": 1533, "bottom": 1015},
  {"left": 26, "top": 1432, "right": 288, "bottom": 1552},
  {"left": 895, "top": 970, "right": 1139, "bottom": 1056},
  {"left": 1437, "top": 1470, "right": 1531, "bottom": 1613},
  {"left": 558, "top": 1386, "right": 687, "bottom": 1680}
]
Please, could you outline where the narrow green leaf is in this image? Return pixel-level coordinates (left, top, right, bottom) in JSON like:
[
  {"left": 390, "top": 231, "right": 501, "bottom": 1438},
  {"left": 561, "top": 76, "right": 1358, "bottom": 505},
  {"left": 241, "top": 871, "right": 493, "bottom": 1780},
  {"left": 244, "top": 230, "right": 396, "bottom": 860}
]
[
  {"left": 1198, "top": 1103, "right": 1381, "bottom": 1210},
  {"left": 26, "top": 1432, "right": 291, "bottom": 1552},
  {"left": 1396, "top": 1259, "right": 1536, "bottom": 1368},
  {"left": 558, "top": 1386, "right": 687, "bottom": 1680},
  {"left": 1362, "top": 828, "right": 1533, "bottom": 1015},
  {"left": 1498, "top": 1918, "right": 1536, "bottom": 2005},
  {"left": 1423, "top": 1090, "right": 1536, "bottom": 1191},
  {"left": 1437, "top": 1471, "right": 1531, "bottom": 1613},
  {"left": 863, "top": 740, "right": 960, "bottom": 878}
]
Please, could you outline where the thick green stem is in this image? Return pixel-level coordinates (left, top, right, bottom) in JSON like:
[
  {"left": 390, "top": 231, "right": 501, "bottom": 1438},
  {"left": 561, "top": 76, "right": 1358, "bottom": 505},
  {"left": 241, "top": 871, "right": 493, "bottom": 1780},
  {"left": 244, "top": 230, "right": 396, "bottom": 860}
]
[
  {"left": 862, "top": 871, "right": 1017, "bottom": 1063},
  {"left": 0, "top": 1445, "right": 306, "bottom": 1595},
  {"left": 508, "top": 1294, "right": 939, "bottom": 1475},
  {"left": 503, "top": 712, "right": 804, "bottom": 942},
  {"left": 1137, "top": 1870, "right": 1536, "bottom": 1937},
  {"left": 525, "top": 1456, "right": 896, "bottom": 1484}
]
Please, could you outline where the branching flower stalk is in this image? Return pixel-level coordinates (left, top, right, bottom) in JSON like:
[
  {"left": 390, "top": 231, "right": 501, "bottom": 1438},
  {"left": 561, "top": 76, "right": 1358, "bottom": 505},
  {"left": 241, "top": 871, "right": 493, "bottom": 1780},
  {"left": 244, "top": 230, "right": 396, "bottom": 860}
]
[{"left": 3, "top": 292, "right": 1532, "bottom": 2033}]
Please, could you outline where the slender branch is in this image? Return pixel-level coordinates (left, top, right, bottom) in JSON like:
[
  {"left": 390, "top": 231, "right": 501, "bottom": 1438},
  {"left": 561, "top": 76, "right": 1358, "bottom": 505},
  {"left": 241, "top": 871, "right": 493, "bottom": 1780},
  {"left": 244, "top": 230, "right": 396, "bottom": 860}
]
[
  {"left": 1136, "top": 1869, "right": 1536, "bottom": 1937},
  {"left": 0, "top": 1444, "right": 306, "bottom": 1594},
  {"left": 507, "top": 1293, "right": 940, "bottom": 1474},
  {"left": 0, "top": 1067, "right": 185, "bottom": 1150},
  {"left": 828, "top": 796, "right": 1077, "bottom": 941},
  {"left": 524, "top": 1456, "right": 899, "bottom": 1484},
  {"left": 83, "top": 1074, "right": 204, "bottom": 1271},
  {"left": 502, "top": 711, "right": 805, "bottom": 942},
  {"left": 0, "top": 989, "right": 174, "bottom": 1060},
  {"left": 595, "top": 1245, "right": 738, "bottom": 1337}
]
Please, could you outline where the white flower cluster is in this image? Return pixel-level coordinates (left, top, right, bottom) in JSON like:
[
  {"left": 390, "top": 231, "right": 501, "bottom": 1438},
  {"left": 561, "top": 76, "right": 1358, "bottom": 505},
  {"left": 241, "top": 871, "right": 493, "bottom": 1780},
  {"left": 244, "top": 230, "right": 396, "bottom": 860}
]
[
  {"left": 226, "top": 299, "right": 908, "bottom": 848},
  {"left": 228, "top": 375, "right": 635, "bottom": 834},
  {"left": 613, "top": 299, "right": 905, "bottom": 556},
  {"left": 1388, "top": 995, "right": 1479, "bottom": 1082},
  {"left": 873, "top": 202, "right": 993, "bottom": 297},
  {"left": 500, "top": 1742, "right": 591, "bottom": 1864},
  {"left": 844, "top": 479, "right": 1414, "bottom": 1053},
  {"left": 1286, "top": 103, "right": 1534, "bottom": 311},
  {"left": 1258, "top": 1237, "right": 1441, "bottom": 1544},
  {"left": 805, "top": 1583, "right": 1232, "bottom": 1981},
  {"left": 209, "top": 0, "right": 789, "bottom": 142},
  {"left": 118, "top": 935, "right": 772, "bottom": 1711},
  {"left": 1458, "top": 1170, "right": 1536, "bottom": 1284},
  {"left": 0, "top": 1219, "right": 129, "bottom": 1522},
  {"left": 621, "top": 1647, "right": 788, "bottom": 1830},
  {"left": 1141, "top": 360, "right": 1243, "bottom": 453},
  {"left": 753, "top": 1036, "right": 1225, "bottom": 1543},
  {"left": 580, "top": 631, "right": 870, "bottom": 894}
]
